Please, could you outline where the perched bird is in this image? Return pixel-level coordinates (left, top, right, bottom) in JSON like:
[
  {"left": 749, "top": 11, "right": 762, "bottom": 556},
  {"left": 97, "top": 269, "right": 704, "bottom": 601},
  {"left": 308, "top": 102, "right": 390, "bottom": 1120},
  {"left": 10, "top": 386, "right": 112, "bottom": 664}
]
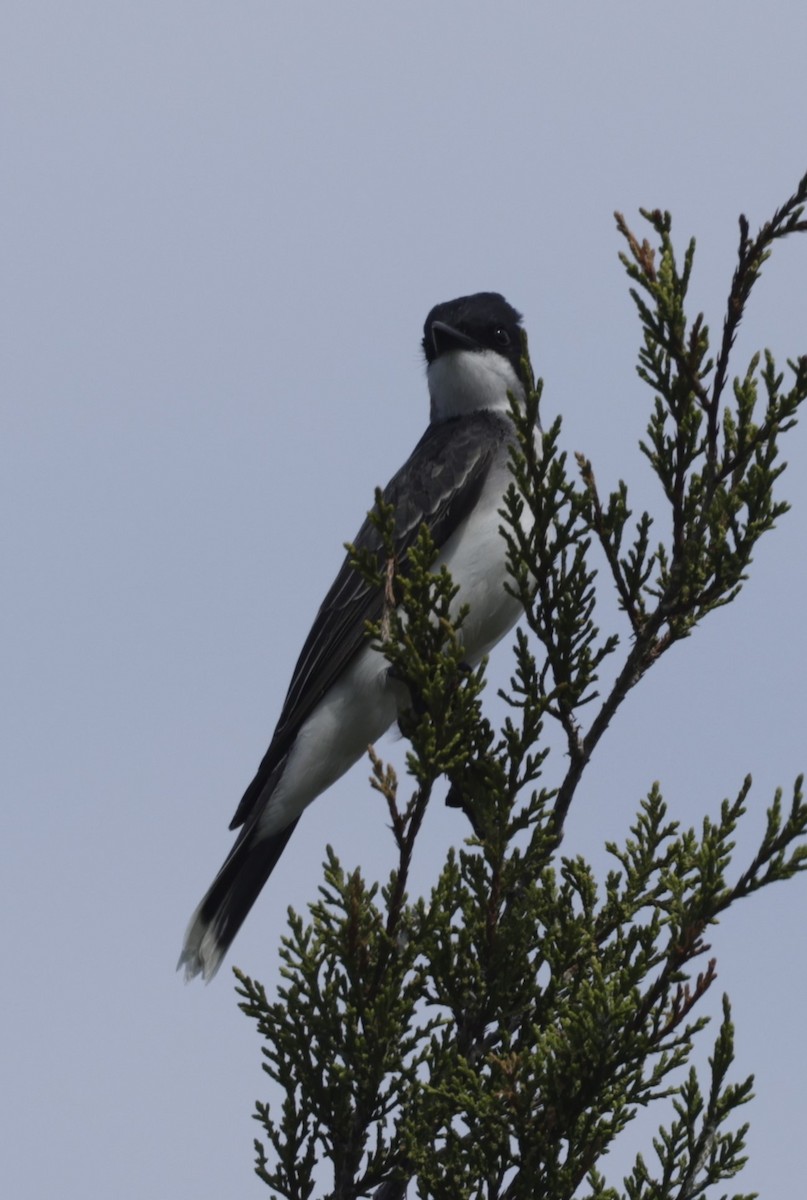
[{"left": 179, "top": 292, "right": 538, "bottom": 981}]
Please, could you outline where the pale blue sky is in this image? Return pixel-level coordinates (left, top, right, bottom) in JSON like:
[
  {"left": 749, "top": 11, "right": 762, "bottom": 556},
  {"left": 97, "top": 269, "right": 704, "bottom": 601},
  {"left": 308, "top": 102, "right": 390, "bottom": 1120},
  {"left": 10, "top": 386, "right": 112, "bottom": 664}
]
[{"left": 3, "top": 3, "right": 806, "bottom": 1197}]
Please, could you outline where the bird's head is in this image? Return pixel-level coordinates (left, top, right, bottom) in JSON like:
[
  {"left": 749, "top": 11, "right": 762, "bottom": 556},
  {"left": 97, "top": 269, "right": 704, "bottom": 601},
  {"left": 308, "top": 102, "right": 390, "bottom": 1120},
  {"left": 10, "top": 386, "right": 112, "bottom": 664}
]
[{"left": 422, "top": 292, "right": 529, "bottom": 421}]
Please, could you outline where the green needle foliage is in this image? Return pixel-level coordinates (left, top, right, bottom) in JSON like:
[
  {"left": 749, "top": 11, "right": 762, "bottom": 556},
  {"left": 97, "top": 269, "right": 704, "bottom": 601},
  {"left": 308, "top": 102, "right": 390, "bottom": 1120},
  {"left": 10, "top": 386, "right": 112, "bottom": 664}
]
[{"left": 236, "top": 171, "right": 807, "bottom": 1200}]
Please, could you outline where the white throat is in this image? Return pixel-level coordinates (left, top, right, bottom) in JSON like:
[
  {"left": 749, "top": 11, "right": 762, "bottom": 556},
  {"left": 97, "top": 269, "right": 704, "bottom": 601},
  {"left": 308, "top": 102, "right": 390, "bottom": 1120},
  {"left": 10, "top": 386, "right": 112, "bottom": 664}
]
[{"left": 427, "top": 348, "right": 525, "bottom": 420}]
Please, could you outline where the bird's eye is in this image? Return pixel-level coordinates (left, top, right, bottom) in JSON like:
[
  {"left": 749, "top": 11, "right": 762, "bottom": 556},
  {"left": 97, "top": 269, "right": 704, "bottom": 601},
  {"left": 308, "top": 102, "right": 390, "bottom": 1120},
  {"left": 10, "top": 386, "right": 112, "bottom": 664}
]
[{"left": 493, "top": 327, "right": 511, "bottom": 347}]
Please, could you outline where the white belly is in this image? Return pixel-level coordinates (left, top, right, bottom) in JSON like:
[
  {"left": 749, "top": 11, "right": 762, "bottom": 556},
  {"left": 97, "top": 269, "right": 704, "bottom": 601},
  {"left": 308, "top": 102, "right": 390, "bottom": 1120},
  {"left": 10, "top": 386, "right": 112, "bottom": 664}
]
[{"left": 257, "top": 641, "right": 400, "bottom": 836}]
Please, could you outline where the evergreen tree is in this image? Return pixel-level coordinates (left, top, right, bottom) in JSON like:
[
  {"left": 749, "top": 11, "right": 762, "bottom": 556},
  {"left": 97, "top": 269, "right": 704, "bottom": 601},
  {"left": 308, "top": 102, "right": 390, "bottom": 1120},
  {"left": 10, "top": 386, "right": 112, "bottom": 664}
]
[{"left": 236, "top": 172, "right": 807, "bottom": 1200}]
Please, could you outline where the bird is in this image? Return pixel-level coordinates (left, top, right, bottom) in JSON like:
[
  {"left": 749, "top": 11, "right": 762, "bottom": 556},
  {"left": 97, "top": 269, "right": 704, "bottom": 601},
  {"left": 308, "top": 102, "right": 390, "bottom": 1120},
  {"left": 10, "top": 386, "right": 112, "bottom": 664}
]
[{"left": 179, "top": 291, "right": 538, "bottom": 981}]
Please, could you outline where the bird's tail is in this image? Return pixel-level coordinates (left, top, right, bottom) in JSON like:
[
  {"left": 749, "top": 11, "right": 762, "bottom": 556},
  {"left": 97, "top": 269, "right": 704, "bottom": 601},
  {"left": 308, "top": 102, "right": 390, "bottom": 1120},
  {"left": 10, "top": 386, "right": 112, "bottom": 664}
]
[{"left": 178, "top": 819, "right": 299, "bottom": 982}]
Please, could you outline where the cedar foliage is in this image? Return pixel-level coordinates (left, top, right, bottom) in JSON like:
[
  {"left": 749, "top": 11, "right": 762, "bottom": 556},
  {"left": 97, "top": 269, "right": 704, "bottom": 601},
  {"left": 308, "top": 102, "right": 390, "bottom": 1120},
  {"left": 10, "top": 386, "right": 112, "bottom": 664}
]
[{"left": 236, "top": 173, "right": 807, "bottom": 1200}]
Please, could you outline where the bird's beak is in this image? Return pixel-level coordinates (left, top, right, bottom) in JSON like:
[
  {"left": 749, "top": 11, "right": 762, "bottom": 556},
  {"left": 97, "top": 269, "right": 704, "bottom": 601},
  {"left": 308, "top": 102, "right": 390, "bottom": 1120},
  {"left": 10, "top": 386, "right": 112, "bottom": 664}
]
[{"left": 430, "top": 320, "right": 477, "bottom": 356}]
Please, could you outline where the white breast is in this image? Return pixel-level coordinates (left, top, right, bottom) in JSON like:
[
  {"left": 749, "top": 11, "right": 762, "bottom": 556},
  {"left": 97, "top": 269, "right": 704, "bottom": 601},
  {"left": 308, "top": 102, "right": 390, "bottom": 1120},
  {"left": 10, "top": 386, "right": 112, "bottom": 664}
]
[{"left": 436, "top": 435, "right": 537, "bottom": 663}]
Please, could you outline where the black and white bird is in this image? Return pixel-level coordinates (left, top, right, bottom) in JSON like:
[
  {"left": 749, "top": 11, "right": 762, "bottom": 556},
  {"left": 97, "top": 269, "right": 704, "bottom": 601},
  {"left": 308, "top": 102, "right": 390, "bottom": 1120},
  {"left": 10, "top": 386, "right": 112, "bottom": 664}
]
[{"left": 179, "top": 292, "right": 538, "bottom": 981}]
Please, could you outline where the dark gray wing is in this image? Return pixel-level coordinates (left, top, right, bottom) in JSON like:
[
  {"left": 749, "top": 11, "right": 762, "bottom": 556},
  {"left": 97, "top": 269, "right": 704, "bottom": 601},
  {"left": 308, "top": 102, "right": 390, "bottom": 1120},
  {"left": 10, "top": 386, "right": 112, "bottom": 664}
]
[{"left": 229, "top": 409, "right": 509, "bottom": 830}]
